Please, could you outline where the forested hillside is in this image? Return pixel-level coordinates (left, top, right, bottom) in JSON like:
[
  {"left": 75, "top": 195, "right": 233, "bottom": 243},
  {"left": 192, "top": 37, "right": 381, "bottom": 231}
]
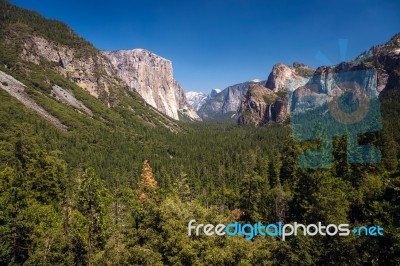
[
  {"left": 0, "top": 0, "right": 399, "bottom": 265},
  {"left": 1, "top": 89, "right": 400, "bottom": 265}
]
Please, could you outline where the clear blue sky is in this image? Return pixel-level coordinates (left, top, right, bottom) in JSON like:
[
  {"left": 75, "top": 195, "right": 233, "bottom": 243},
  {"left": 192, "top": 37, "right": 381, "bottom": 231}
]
[{"left": 10, "top": 0, "right": 400, "bottom": 93}]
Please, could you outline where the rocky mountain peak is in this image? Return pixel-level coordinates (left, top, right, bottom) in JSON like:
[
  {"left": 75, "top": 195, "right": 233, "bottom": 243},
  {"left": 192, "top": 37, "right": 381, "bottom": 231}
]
[
  {"left": 210, "top": 88, "right": 221, "bottom": 98},
  {"left": 198, "top": 81, "right": 260, "bottom": 120},
  {"left": 385, "top": 33, "right": 400, "bottom": 47},
  {"left": 237, "top": 63, "right": 313, "bottom": 126},
  {"left": 102, "top": 49, "right": 200, "bottom": 121},
  {"left": 266, "top": 63, "right": 314, "bottom": 92},
  {"left": 288, "top": 33, "right": 400, "bottom": 118},
  {"left": 185, "top": 91, "right": 208, "bottom": 111},
  {"left": 266, "top": 64, "right": 293, "bottom": 92}
]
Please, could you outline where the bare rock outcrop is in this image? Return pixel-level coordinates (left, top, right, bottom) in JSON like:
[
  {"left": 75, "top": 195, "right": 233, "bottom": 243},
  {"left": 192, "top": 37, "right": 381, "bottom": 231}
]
[
  {"left": 0, "top": 70, "right": 68, "bottom": 131},
  {"left": 237, "top": 63, "right": 313, "bottom": 126},
  {"left": 19, "top": 35, "right": 119, "bottom": 103},
  {"left": 102, "top": 49, "right": 200, "bottom": 121},
  {"left": 237, "top": 83, "right": 288, "bottom": 126}
]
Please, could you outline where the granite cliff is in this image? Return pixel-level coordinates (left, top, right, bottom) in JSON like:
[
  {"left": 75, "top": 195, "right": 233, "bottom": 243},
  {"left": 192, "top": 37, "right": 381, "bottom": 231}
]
[
  {"left": 103, "top": 49, "right": 200, "bottom": 121},
  {"left": 237, "top": 63, "right": 313, "bottom": 125}
]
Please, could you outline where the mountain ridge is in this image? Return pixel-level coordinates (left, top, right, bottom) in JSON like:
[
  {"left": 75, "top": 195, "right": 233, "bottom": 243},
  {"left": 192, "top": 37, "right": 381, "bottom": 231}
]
[
  {"left": 197, "top": 80, "right": 267, "bottom": 120},
  {"left": 0, "top": 0, "right": 184, "bottom": 133},
  {"left": 236, "top": 34, "right": 400, "bottom": 126}
]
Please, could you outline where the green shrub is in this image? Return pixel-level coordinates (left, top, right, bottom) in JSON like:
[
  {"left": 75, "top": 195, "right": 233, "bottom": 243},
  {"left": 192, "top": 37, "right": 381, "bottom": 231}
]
[
  {"left": 263, "top": 94, "right": 277, "bottom": 105},
  {"left": 295, "top": 67, "right": 315, "bottom": 77}
]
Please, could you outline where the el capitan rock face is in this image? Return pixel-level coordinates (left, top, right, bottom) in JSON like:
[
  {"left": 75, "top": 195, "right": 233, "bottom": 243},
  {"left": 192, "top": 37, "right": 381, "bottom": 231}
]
[
  {"left": 102, "top": 49, "right": 200, "bottom": 121},
  {"left": 19, "top": 35, "right": 202, "bottom": 122},
  {"left": 0, "top": 0, "right": 185, "bottom": 133}
]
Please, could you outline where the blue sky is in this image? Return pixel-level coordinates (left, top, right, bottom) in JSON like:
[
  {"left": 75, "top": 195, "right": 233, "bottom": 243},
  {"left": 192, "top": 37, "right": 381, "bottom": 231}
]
[{"left": 10, "top": 0, "right": 400, "bottom": 93}]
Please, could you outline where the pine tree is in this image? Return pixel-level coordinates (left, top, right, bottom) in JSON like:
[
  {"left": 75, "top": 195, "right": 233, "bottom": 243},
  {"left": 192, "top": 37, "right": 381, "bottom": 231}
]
[
  {"left": 77, "top": 167, "right": 109, "bottom": 266},
  {"left": 137, "top": 160, "right": 157, "bottom": 203},
  {"left": 173, "top": 171, "right": 192, "bottom": 202},
  {"left": 239, "top": 174, "right": 264, "bottom": 223}
]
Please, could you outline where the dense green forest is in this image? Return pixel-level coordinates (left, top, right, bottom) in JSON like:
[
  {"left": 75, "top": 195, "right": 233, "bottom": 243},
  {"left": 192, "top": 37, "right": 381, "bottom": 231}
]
[
  {"left": 0, "top": 86, "right": 399, "bottom": 265},
  {"left": 0, "top": 0, "right": 399, "bottom": 265}
]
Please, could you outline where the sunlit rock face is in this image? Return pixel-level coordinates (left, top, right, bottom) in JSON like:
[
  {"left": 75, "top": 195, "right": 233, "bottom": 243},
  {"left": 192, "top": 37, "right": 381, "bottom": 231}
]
[
  {"left": 237, "top": 63, "right": 313, "bottom": 126},
  {"left": 103, "top": 49, "right": 200, "bottom": 121}
]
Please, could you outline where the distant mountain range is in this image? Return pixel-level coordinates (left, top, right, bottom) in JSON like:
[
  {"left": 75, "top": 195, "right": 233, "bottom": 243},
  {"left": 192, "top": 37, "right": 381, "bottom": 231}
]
[
  {"left": 0, "top": 0, "right": 398, "bottom": 129},
  {"left": 186, "top": 63, "right": 313, "bottom": 121},
  {"left": 236, "top": 35, "right": 400, "bottom": 126},
  {"left": 185, "top": 36, "right": 400, "bottom": 126},
  {"left": 196, "top": 81, "right": 265, "bottom": 120},
  {"left": 185, "top": 91, "right": 208, "bottom": 111}
]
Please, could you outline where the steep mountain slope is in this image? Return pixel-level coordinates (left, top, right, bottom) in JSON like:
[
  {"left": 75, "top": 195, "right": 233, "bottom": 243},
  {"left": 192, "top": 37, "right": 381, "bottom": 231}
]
[
  {"left": 210, "top": 88, "right": 221, "bottom": 98},
  {"left": 237, "top": 63, "right": 313, "bottom": 125},
  {"left": 266, "top": 62, "right": 314, "bottom": 92},
  {"left": 103, "top": 49, "right": 200, "bottom": 121},
  {"left": 291, "top": 33, "right": 400, "bottom": 113},
  {"left": 198, "top": 81, "right": 266, "bottom": 120},
  {"left": 19, "top": 34, "right": 119, "bottom": 103},
  {"left": 0, "top": 70, "right": 68, "bottom": 130},
  {"left": 0, "top": 0, "right": 183, "bottom": 133},
  {"left": 237, "top": 83, "right": 287, "bottom": 126},
  {"left": 237, "top": 34, "right": 400, "bottom": 127},
  {"left": 355, "top": 33, "right": 400, "bottom": 93}
]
